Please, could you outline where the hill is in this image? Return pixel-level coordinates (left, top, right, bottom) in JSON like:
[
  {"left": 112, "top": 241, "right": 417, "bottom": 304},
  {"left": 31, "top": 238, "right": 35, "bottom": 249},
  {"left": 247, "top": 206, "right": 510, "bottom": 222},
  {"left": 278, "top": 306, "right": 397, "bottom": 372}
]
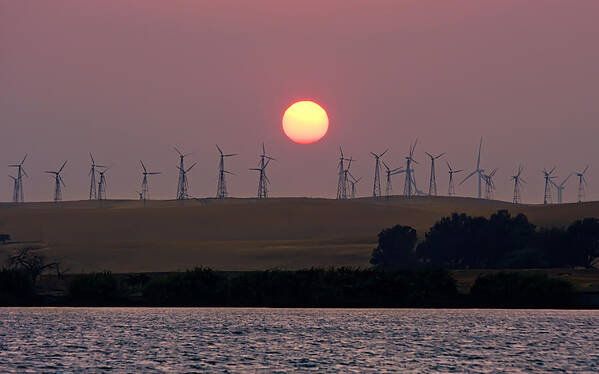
[{"left": 1, "top": 196, "right": 598, "bottom": 273}]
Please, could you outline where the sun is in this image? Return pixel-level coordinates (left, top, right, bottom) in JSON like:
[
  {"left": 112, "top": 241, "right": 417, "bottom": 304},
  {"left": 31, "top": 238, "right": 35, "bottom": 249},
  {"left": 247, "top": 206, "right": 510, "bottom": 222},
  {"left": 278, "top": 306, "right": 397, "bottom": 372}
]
[{"left": 282, "top": 100, "right": 329, "bottom": 144}]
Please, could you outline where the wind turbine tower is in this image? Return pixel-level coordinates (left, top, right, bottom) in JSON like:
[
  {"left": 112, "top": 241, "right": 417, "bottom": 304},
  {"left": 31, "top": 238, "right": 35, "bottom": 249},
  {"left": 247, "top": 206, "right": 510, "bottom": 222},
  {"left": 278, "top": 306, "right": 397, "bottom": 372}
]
[
  {"left": 383, "top": 161, "right": 404, "bottom": 199},
  {"left": 216, "top": 145, "right": 237, "bottom": 199},
  {"left": 575, "top": 165, "right": 589, "bottom": 203},
  {"left": 9, "top": 176, "right": 18, "bottom": 202},
  {"left": 88, "top": 153, "right": 105, "bottom": 200},
  {"left": 140, "top": 160, "right": 161, "bottom": 203},
  {"left": 426, "top": 151, "right": 445, "bottom": 196},
  {"left": 174, "top": 147, "right": 193, "bottom": 200},
  {"left": 446, "top": 161, "right": 462, "bottom": 197},
  {"left": 348, "top": 174, "right": 361, "bottom": 199},
  {"left": 550, "top": 173, "right": 572, "bottom": 204},
  {"left": 370, "top": 149, "right": 388, "bottom": 197},
  {"left": 97, "top": 169, "right": 108, "bottom": 201},
  {"left": 511, "top": 165, "right": 526, "bottom": 204},
  {"left": 483, "top": 169, "right": 498, "bottom": 200},
  {"left": 8, "top": 154, "right": 27, "bottom": 203},
  {"left": 403, "top": 140, "right": 418, "bottom": 197},
  {"left": 44, "top": 161, "right": 67, "bottom": 203},
  {"left": 250, "top": 143, "right": 275, "bottom": 199},
  {"left": 336, "top": 147, "right": 351, "bottom": 199},
  {"left": 542, "top": 167, "right": 556, "bottom": 204},
  {"left": 460, "top": 137, "right": 484, "bottom": 199}
]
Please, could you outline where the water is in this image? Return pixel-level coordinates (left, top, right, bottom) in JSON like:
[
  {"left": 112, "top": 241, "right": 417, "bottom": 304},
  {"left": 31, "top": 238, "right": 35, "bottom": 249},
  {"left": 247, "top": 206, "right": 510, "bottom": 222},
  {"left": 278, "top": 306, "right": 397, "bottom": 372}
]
[{"left": 0, "top": 308, "right": 597, "bottom": 373}]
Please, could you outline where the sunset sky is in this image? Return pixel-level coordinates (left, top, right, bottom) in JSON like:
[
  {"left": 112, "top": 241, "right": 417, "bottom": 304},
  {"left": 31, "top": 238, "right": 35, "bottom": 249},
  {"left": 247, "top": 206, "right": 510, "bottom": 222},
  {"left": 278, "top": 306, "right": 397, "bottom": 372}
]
[{"left": 1, "top": 1, "right": 598, "bottom": 202}]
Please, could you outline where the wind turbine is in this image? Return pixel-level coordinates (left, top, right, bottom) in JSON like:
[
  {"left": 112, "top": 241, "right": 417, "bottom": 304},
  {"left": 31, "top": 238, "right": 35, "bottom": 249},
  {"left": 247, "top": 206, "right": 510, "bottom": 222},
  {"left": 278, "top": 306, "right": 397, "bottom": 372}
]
[
  {"left": 575, "top": 165, "right": 589, "bottom": 203},
  {"left": 542, "top": 167, "right": 557, "bottom": 204},
  {"left": 383, "top": 161, "right": 404, "bottom": 199},
  {"left": 342, "top": 156, "right": 355, "bottom": 200},
  {"left": 425, "top": 151, "right": 445, "bottom": 196},
  {"left": 251, "top": 143, "right": 275, "bottom": 199},
  {"left": 370, "top": 149, "right": 388, "bottom": 198},
  {"left": 174, "top": 147, "right": 193, "bottom": 200},
  {"left": 216, "top": 144, "right": 237, "bottom": 199},
  {"left": 140, "top": 160, "right": 160, "bottom": 203},
  {"left": 88, "top": 153, "right": 105, "bottom": 200},
  {"left": 44, "top": 161, "right": 67, "bottom": 203},
  {"left": 460, "top": 137, "right": 484, "bottom": 199},
  {"left": 446, "top": 161, "right": 462, "bottom": 197},
  {"left": 348, "top": 173, "right": 361, "bottom": 199},
  {"left": 8, "top": 154, "right": 27, "bottom": 203},
  {"left": 550, "top": 173, "right": 573, "bottom": 204},
  {"left": 511, "top": 165, "right": 526, "bottom": 204},
  {"left": 336, "top": 147, "right": 351, "bottom": 199},
  {"left": 97, "top": 168, "right": 108, "bottom": 201},
  {"left": 403, "top": 140, "right": 418, "bottom": 197},
  {"left": 483, "top": 168, "right": 498, "bottom": 200},
  {"left": 8, "top": 175, "right": 18, "bottom": 202}
]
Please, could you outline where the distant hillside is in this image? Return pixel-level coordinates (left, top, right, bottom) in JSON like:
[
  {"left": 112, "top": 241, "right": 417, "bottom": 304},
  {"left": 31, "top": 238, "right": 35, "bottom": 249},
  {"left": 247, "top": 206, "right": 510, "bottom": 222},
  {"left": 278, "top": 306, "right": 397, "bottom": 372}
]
[{"left": 1, "top": 196, "right": 598, "bottom": 273}]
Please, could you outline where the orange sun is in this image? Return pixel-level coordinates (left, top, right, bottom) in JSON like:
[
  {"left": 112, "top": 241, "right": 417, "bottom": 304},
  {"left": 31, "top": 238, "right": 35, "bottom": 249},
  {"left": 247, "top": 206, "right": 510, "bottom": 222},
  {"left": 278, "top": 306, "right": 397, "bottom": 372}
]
[{"left": 282, "top": 100, "right": 329, "bottom": 144}]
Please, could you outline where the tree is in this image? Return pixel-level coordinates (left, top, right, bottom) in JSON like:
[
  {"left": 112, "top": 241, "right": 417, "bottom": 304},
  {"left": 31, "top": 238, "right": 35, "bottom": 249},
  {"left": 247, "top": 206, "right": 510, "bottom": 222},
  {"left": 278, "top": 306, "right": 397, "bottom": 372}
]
[
  {"left": 370, "top": 225, "right": 417, "bottom": 268},
  {"left": 6, "top": 247, "right": 60, "bottom": 287},
  {"left": 0, "top": 234, "right": 10, "bottom": 244},
  {"left": 567, "top": 218, "right": 599, "bottom": 267}
]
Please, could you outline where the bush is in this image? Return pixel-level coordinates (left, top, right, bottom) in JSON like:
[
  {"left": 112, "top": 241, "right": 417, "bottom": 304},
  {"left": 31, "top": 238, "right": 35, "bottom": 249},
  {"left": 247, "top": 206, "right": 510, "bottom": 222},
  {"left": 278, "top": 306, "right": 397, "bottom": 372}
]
[
  {"left": 0, "top": 268, "right": 35, "bottom": 306},
  {"left": 470, "top": 272, "right": 575, "bottom": 308},
  {"left": 68, "top": 272, "right": 121, "bottom": 305},
  {"left": 143, "top": 267, "right": 226, "bottom": 306}
]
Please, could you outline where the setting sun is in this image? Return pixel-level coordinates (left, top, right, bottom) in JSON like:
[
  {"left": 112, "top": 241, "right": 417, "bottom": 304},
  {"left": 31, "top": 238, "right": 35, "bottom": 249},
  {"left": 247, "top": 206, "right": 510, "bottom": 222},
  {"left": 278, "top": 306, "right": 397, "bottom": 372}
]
[{"left": 282, "top": 100, "right": 329, "bottom": 144}]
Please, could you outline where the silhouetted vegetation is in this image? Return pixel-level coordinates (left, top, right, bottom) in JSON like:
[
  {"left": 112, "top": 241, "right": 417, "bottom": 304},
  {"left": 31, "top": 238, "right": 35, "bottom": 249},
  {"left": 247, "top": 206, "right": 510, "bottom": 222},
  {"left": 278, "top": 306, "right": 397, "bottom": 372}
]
[
  {"left": 0, "top": 234, "right": 10, "bottom": 244},
  {"left": 0, "top": 268, "right": 35, "bottom": 306},
  {"left": 6, "top": 247, "right": 62, "bottom": 286},
  {"left": 370, "top": 225, "right": 418, "bottom": 268},
  {"left": 470, "top": 272, "right": 575, "bottom": 308},
  {"left": 371, "top": 211, "right": 599, "bottom": 269},
  {"left": 142, "top": 267, "right": 457, "bottom": 307},
  {"left": 143, "top": 268, "right": 227, "bottom": 306},
  {"left": 68, "top": 272, "right": 122, "bottom": 305}
]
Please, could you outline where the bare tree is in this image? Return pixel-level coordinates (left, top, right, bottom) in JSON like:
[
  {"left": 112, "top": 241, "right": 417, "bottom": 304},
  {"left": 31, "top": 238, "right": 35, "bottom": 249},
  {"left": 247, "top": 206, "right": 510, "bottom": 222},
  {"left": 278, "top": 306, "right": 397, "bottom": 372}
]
[{"left": 6, "top": 247, "right": 62, "bottom": 286}]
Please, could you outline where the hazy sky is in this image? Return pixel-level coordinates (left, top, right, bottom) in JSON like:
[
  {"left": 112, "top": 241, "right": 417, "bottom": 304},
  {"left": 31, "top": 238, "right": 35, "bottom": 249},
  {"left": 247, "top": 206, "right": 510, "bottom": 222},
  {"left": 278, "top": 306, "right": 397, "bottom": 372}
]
[{"left": 1, "top": 1, "right": 598, "bottom": 203}]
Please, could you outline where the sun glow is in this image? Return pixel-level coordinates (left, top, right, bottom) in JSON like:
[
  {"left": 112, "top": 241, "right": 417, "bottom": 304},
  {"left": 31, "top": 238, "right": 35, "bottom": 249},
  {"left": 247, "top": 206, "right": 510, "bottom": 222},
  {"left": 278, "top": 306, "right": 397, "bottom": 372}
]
[{"left": 282, "top": 101, "right": 329, "bottom": 144}]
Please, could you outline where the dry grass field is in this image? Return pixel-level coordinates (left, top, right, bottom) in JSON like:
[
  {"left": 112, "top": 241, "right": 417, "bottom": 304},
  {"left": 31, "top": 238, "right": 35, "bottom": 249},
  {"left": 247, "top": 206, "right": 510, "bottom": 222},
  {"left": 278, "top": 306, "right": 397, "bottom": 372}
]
[{"left": 1, "top": 196, "right": 599, "bottom": 273}]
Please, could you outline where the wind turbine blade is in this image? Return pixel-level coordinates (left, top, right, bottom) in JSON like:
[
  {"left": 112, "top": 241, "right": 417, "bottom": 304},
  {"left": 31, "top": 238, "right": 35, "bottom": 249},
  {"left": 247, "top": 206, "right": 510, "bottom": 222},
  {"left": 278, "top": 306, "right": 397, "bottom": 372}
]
[
  {"left": 173, "top": 147, "right": 183, "bottom": 155},
  {"left": 446, "top": 161, "right": 452, "bottom": 171},
  {"left": 44, "top": 171, "right": 56, "bottom": 174},
  {"left": 549, "top": 166, "right": 556, "bottom": 174},
  {"left": 22, "top": 168, "right": 28, "bottom": 177},
  {"left": 90, "top": 153, "right": 95, "bottom": 164},
  {"left": 60, "top": 176, "right": 66, "bottom": 187},
  {"left": 382, "top": 161, "right": 390, "bottom": 171},
  {"left": 476, "top": 137, "right": 482, "bottom": 169},
  {"left": 59, "top": 160, "right": 68, "bottom": 173},
  {"left": 454, "top": 170, "right": 463, "bottom": 173},
  {"left": 186, "top": 163, "right": 197, "bottom": 172},
  {"left": 460, "top": 170, "right": 477, "bottom": 185},
  {"left": 224, "top": 170, "right": 235, "bottom": 175},
  {"left": 380, "top": 149, "right": 388, "bottom": 157},
  {"left": 225, "top": 153, "right": 238, "bottom": 157},
  {"left": 583, "top": 165, "right": 589, "bottom": 174},
  {"left": 425, "top": 152, "right": 433, "bottom": 159},
  {"left": 21, "top": 154, "right": 28, "bottom": 165},
  {"left": 262, "top": 143, "right": 266, "bottom": 155},
  {"left": 249, "top": 168, "right": 261, "bottom": 171},
  {"left": 370, "top": 152, "right": 377, "bottom": 157},
  {"left": 149, "top": 172, "right": 161, "bottom": 175},
  {"left": 140, "top": 160, "right": 147, "bottom": 172},
  {"left": 216, "top": 144, "right": 223, "bottom": 154},
  {"left": 339, "top": 146, "right": 343, "bottom": 158}
]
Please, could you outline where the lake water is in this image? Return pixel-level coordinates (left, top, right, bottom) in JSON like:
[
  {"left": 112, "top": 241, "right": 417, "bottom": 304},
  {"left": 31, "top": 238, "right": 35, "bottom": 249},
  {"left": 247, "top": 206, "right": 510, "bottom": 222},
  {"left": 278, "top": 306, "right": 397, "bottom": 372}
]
[{"left": 0, "top": 308, "right": 597, "bottom": 372}]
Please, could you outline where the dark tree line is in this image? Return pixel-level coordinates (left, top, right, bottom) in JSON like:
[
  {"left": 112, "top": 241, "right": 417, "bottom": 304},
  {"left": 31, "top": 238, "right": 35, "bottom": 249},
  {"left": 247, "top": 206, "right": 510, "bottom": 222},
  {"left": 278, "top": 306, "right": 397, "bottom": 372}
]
[{"left": 371, "top": 210, "right": 599, "bottom": 269}]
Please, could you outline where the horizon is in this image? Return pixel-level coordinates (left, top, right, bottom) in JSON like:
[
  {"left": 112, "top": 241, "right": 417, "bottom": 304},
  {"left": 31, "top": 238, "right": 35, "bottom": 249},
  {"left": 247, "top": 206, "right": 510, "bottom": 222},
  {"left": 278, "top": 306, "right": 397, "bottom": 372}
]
[{"left": 2, "top": 1, "right": 598, "bottom": 203}]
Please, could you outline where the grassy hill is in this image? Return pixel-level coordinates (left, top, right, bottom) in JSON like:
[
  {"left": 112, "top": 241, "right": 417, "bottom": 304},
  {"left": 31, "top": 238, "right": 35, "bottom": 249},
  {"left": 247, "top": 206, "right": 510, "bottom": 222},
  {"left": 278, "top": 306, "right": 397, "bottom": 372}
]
[{"left": 1, "top": 196, "right": 598, "bottom": 273}]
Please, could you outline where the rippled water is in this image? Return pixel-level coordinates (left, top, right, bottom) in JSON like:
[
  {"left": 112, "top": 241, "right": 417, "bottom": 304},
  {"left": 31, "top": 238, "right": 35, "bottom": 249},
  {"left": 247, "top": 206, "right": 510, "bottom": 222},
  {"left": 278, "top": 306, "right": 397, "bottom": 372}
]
[{"left": 0, "top": 308, "right": 597, "bottom": 372}]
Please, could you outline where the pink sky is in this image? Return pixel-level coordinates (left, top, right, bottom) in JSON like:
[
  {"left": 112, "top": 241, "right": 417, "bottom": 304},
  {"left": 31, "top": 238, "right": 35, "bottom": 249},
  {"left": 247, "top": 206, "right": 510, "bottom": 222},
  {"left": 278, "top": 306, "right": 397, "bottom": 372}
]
[{"left": 1, "top": 1, "right": 598, "bottom": 202}]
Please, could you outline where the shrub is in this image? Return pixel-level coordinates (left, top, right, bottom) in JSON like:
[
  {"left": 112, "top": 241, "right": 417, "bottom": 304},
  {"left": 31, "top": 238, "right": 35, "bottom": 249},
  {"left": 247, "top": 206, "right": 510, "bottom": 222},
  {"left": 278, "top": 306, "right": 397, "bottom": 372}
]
[
  {"left": 68, "top": 272, "right": 120, "bottom": 305},
  {"left": 470, "top": 272, "right": 574, "bottom": 308},
  {"left": 0, "top": 268, "right": 35, "bottom": 306},
  {"left": 143, "top": 267, "right": 226, "bottom": 306}
]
